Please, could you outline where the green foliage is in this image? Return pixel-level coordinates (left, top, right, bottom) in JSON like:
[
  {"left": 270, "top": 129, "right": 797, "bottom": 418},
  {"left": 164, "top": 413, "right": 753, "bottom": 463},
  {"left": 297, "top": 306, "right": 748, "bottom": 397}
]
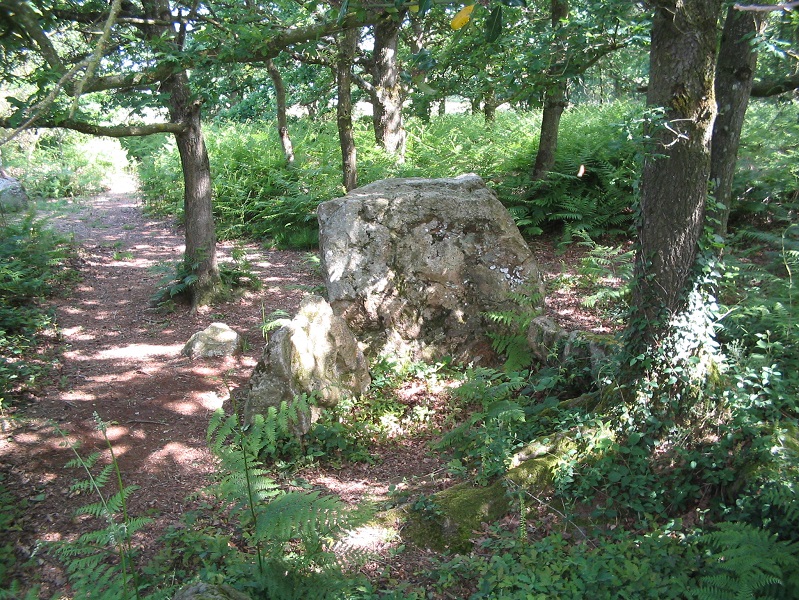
[
  {"left": 203, "top": 403, "right": 369, "bottom": 598},
  {"left": 485, "top": 288, "right": 542, "bottom": 372},
  {"left": 133, "top": 103, "right": 644, "bottom": 249},
  {"left": 437, "top": 368, "right": 537, "bottom": 484},
  {"left": 149, "top": 243, "right": 260, "bottom": 308},
  {"left": 0, "top": 215, "right": 73, "bottom": 407},
  {"left": 575, "top": 235, "right": 633, "bottom": 316},
  {"left": 500, "top": 101, "right": 643, "bottom": 243},
  {"left": 2, "top": 130, "right": 125, "bottom": 199},
  {"left": 50, "top": 414, "right": 153, "bottom": 600},
  {"left": 431, "top": 527, "right": 697, "bottom": 600},
  {"left": 692, "top": 522, "right": 799, "bottom": 600},
  {"left": 0, "top": 473, "right": 26, "bottom": 593},
  {"left": 731, "top": 100, "right": 799, "bottom": 229}
]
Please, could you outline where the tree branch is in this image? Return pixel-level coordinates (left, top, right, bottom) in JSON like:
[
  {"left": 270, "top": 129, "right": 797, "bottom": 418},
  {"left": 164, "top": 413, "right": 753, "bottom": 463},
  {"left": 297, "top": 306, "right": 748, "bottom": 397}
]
[
  {"left": 5, "top": 0, "right": 65, "bottom": 71},
  {"left": 734, "top": 1, "right": 799, "bottom": 11},
  {"left": 0, "top": 117, "right": 186, "bottom": 137},
  {"left": 750, "top": 73, "right": 799, "bottom": 96}
]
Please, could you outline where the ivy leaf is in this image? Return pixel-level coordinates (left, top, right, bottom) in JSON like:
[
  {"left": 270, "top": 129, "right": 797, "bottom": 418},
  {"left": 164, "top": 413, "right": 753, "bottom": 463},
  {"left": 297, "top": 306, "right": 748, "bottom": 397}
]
[{"left": 485, "top": 5, "right": 503, "bottom": 43}]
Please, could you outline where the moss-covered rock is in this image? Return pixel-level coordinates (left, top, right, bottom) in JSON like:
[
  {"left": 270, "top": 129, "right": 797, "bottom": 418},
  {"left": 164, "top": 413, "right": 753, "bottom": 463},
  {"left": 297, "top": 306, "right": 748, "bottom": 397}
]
[{"left": 395, "top": 435, "right": 578, "bottom": 552}]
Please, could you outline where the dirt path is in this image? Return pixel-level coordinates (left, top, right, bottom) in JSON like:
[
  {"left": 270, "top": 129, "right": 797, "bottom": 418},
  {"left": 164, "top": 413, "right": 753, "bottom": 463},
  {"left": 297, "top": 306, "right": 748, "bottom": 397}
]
[{"left": 0, "top": 177, "right": 322, "bottom": 593}]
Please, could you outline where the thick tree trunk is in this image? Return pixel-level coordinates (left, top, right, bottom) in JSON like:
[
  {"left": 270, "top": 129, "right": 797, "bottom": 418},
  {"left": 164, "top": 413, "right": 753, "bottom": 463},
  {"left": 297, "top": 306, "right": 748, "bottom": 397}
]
[
  {"left": 372, "top": 14, "right": 406, "bottom": 159},
  {"left": 266, "top": 58, "right": 295, "bottom": 165},
  {"left": 709, "top": 6, "right": 762, "bottom": 236},
  {"left": 531, "top": 0, "right": 569, "bottom": 181},
  {"left": 337, "top": 27, "right": 358, "bottom": 192},
  {"left": 163, "top": 72, "right": 220, "bottom": 309},
  {"left": 628, "top": 0, "right": 721, "bottom": 349}
]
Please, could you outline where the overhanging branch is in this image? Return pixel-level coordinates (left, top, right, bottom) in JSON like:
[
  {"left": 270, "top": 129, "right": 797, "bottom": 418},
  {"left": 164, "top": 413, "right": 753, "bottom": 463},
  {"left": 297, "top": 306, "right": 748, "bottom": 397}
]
[
  {"left": 750, "top": 73, "right": 799, "bottom": 96},
  {"left": 734, "top": 1, "right": 799, "bottom": 11},
  {"left": 0, "top": 117, "right": 186, "bottom": 137}
]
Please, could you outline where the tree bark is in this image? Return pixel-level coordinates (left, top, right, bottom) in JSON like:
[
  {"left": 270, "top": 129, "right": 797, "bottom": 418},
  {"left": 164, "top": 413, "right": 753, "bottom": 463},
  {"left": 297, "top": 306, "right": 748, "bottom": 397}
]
[
  {"left": 531, "top": 0, "right": 569, "bottom": 181},
  {"left": 162, "top": 72, "right": 220, "bottom": 309},
  {"left": 628, "top": 0, "right": 721, "bottom": 349},
  {"left": 371, "top": 13, "right": 407, "bottom": 159},
  {"left": 266, "top": 58, "right": 295, "bottom": 165},
  {"left": 483, "top": 88, "right": 498, "bottom": 124},
  {"left": 149, "top": 0, "right": 219, "bottom": 309},
  {"left": 710, "top": 6, "right": 763, "bottom": 236},
  {"left": 337, "top": 27, "right": 358, "bottom": 192}
]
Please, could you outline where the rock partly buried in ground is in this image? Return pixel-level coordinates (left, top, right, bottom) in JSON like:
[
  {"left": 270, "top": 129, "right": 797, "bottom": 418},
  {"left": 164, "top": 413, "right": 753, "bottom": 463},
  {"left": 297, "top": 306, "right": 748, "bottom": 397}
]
[
  {"left": 242, "top": 295, "right": 370, "bottom": 435},
  {"left": 182, "top": 322, "right": 241, "bottom": 358},
  {"left": 0, "top": 175, "right": 29, "bottom": 212},
  {"left": 527, "top": 315, "right": 618, "bottom": 385},
  {"left": 318, "top": 174, "right": 545, "bottom": 365},
  {"left": 396, "top": 434, "right": 580, "bottom": 553},
  {"left": 172, "top": 582, "right": 250, "bottom": 600}
]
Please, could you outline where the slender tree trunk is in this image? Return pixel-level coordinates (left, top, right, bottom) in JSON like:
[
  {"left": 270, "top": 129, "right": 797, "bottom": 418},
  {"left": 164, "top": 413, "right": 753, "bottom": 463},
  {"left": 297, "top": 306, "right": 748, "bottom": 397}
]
[
  {"left": 163, "top": 72, "right": 219, "bottom": 308},
  {"left": 628, "top": 0, "right": 721, "bottom": 350},
  {"left": 266, "top": 58, "right": 295, "bottom": 165},
  {"left": 709, "top": 6, "right": 762, "bottom": 236},
  {"left": 531, "top": 82, "right": 566, "bottom": 180},
  {"left": 149, "top": 0, "right": 219, "bottom": 309},
  {"left": 531, "top": 0, "right": 569, "bottom": 181},
  {"left": 483, "top": 88, "right": 498, "bottom": 124},
  {"left": 372, "top": 14, "right": 406, "bottom": 159},
  {"left": 337, "top": 27, "right": 358, "bottom": 192}
]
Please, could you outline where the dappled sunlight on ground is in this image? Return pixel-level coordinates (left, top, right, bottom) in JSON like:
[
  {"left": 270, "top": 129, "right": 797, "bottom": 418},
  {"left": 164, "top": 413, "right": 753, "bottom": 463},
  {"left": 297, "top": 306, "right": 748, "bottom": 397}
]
[{"left": 1, "top": 181, "right": 324, "bottom": 596}]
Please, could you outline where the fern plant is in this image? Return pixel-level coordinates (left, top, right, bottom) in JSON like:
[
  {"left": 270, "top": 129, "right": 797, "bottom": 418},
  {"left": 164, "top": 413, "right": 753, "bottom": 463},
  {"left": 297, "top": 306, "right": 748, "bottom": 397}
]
[
  {"left": 693, "top": 522, "right": 799, "bottom": 600},
  {"left": 50, "top": 414, "right": 153, "bottom": 600},
  {"left": 485, "top": 288, "right": 542, "bottom": 372},
  {"left": 205, "top": 401, "right": 370, "bottom": 599}
]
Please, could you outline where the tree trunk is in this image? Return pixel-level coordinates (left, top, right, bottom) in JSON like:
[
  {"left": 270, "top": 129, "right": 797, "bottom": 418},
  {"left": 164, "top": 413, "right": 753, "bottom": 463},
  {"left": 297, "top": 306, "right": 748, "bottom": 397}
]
[
  {"left": 483, "top": 88, "right": 498, "bottom": 124},
  {"left": 266, "top": 58, "right": 295, "bottom": 165},
  {"left": 337, "top": 27, "right": 358, "bottom": 192},
  {"left": 531, "top": 0, "right": 569, "bottom": 181},
  {"left": 163, "top": 72, "right": 220, "bottom": 309},
  {"left": 709, "top": 6, "right": 762, "bottom": 237},
  {"left": 372, "top": 14, "right": 406, "bottom": 159},
  {"left": 531, "top": 82, "right": 567, "bottom": 180},
  {"left": 628, "top": 0, "right": 721, "bottom": 349},
  {"left": 149, "top": 0, "right": 219, "bottom": 309}
]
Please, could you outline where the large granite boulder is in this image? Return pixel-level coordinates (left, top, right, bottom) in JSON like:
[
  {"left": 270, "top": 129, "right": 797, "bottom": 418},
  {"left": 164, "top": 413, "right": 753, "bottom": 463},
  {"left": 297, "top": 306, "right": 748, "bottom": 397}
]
[
  {"left": 242, "top": 295, "right": 370, "bottom": 434},
  {"left": 317, "top": 174, "right": 544, "bottom": 365},
  {"left": 0, "top": 175, "right": 29, "bottom": 212}
]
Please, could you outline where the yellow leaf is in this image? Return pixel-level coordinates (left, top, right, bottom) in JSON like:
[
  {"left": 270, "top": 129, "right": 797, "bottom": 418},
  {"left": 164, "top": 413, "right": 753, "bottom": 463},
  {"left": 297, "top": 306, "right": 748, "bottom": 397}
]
[
  {"left": 409, "top": 3, "right": 420, "bottom": 12},
  {"left": 451, "top": 4, "right": 475, "bottom": 30}
]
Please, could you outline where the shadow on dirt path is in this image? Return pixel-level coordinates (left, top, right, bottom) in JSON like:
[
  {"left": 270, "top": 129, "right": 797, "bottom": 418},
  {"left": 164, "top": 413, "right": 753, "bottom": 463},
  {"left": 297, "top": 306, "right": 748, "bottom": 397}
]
[{"left": 0, "top": 176, "right": 321, "bottom": 593}]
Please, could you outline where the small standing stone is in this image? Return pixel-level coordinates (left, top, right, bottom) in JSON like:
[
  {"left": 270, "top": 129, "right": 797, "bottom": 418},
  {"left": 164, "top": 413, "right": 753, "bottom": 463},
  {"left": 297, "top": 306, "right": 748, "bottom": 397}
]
[
  {"left": 0, "top": 175, "right": 29, "bottom": 212},
  {"left": 182, "top": 323, "right": 241, "bottom": 358},
  {"left": 241, "top": 295, "right": 371, "bottom": 435}
]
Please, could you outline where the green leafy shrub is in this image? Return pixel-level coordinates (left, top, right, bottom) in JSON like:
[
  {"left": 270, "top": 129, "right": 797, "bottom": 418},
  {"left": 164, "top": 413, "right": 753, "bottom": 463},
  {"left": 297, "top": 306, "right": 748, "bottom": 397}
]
[{"left": 50, "top": 414, "right": 153, "bottom": 600}]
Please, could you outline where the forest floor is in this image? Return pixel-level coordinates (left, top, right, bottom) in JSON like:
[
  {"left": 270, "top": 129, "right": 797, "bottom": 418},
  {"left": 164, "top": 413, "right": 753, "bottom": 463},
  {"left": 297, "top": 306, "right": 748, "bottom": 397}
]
[{"left": 0, "top": 176, "right": 614, "bottom": 597}]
